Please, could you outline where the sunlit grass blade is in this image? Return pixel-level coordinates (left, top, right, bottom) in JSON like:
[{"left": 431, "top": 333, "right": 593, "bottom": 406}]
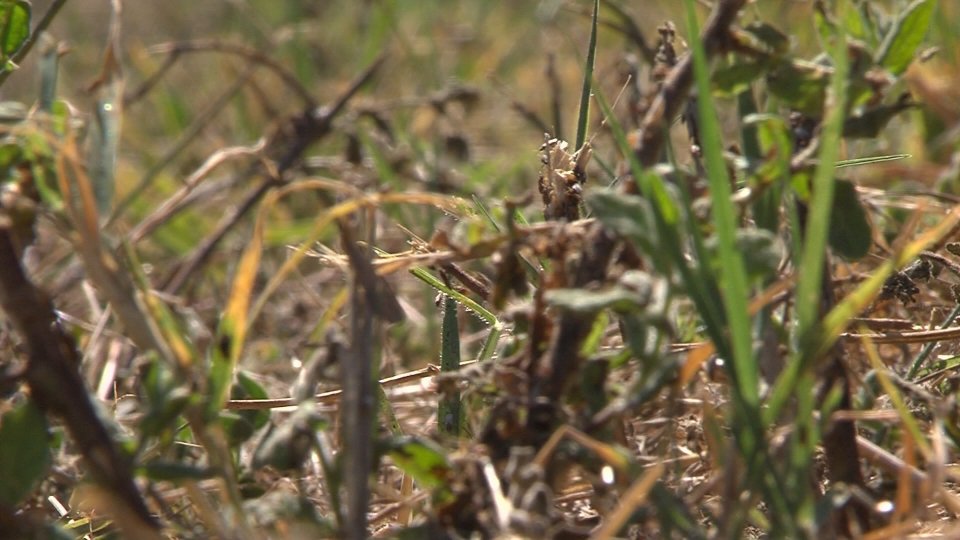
[
  {"left": 684, "top": 0, "right": 756, "bottom": 405},
  {"left": 574, "top": 0, "right": 598, "bottom": 150},
  {"left": 208, "top": 207, "right": 263, "bottom": 415},
  {"left": 408, "top": 266, "right": 498, "bottom": 327},
  {"left": 767, "top": 205, "right": 960, "bottom": 422},
  {"left": 859, "top": 331, "right": 932, "bottom": 459},
  {"left": 835, "top": 153, "right": 911, "bottom": 168},
  {"left": 792, "top": 31, "right": 850, "bottom": 358}
]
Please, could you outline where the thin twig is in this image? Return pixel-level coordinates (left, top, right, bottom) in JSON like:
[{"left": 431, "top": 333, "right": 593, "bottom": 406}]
[
  {"left": 225, "top": 363, "right": 450, "bottom": 410},
  {"left": 145, "top": 39, "right": 318, "bottom": 108},
  {"left": 162, "top": 53, "right": 386, "bottom": 294}
]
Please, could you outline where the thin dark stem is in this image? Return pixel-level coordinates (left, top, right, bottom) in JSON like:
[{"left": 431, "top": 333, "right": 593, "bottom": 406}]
[
  {"left": 161, "top": 54, "right": 386, "bottom": 294},
  {"left": 0, "top": 225, "right": 161, "bottom": 536},
  {"left": 140, "top": 40, "right": 318, "bottom": 109}
]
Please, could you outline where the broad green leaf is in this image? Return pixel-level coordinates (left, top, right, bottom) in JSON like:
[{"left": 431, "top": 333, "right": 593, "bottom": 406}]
[
  {"left": 586, "top": 190, "right": 658, "bottom": 255},
  {"left": 842, "top": 96, "right": 914, "bottom": 138},
  {"left": 219, "top": 410, "right": 258, "bottom": 448},
  {"left": 138, "top": 360, "right": 192, "bottom": 441},
  {"left": 386, "top": 437, "right": 451, "bottom": 491},
  {"left": 838, "top": 0, "right": 871, "bottom": 42},
  {"left": 0, "top": 1, "right": 29, "bottom": 59},
  {"left": 828, "top": 179, "right": 872, "bottom": 260},
  {"left": 876, "top": 0, "right": 935, "bottom": 75},
  {"left": 0, "top": 401, "right": 51, "bottom": 505},
  {"left": 547, "top": 270, "right": 666, "bottom": 315},
  {"left": 741, "top": 21, "right": 790, "bottom": 56},
  {"left": 706, "top": 229, "right": 784, "bottom": 281},
  {"left": 766, "top": 60, "right": 830, "bottom": 114},
  {"left": 713, "top": 60, "right": 767, "bottom": 97},
  {"left": 233, "top": 371, "right": 270, "bottom": 430}
]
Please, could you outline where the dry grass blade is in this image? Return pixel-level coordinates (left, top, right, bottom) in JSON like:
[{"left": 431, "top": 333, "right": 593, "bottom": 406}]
[
  {"left": 591, "top": 463, "right": 665, "bottom": 539},
  {"left": 55, "top": 133, "right": 174, "bottom": 364}
]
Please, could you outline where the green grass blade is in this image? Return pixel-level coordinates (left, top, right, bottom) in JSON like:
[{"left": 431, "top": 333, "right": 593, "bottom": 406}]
[
  {"left": 438, "top": 296, "right": 462, "bottom": 436},
  {"left": 794, "top": 32, "right": 850, "bottom": 364},
  {"left": 767, "top": 30, "right": 851, "bottom": 423},
  {"left": 684, "top": 0, "right": 757, "bottom": 406},
  {"left": 574, "top": 0, "right": 599, "bottom": 150},
  {"left": 409, "top": 266, "right": 499, "bottom": 327}
]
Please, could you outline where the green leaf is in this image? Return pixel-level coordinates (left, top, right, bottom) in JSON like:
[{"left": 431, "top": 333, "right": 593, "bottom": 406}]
[
  {"left": 713, "top": 60, "right": 767, "bottom": 97},
  {"left": 0, "top": 1, "right": 29, "bottom": 59},
  {"left": 386, "top": 436, "right": 452, "bottom": 491},
  {"left": 842, "top": 96, "right": 914, "bottom": 138},
  {"left": 741, "top": 21, "right": 790, "bottom": 56},
  {"left": 876, "top": 0, "right": 935, "bottom": 75},
  {"left": 234, "top": 371, "right": 270, "bottom": 430},
  {"left": 766, "top": 60, "right": 830, "bottom": 114},
  {"left": 38, "top": 37, "right": 60, "bottom": 112},
  {"left": 547, "top": 270, "right": 667, "bottom": 317},
  {"left": 586, "top": 190, "right": 659, "bottom": 255},
  {"left": 706, "top": 229, "right": 784, "bottom": 281},
  {"left": 220, "top": 371, "right": 271, "bottom": 447},
  {"left": 88, "top": 84, "right": 122, "bottom": 215},
  {"left": 0, "top": 401, "right": 51, "bottom": 505},
  {"left": 837, "top": 0, "right": 874, "bottom": 44},
  {"left": 828, "top": 179, "right": 872, "bottom": 260}
]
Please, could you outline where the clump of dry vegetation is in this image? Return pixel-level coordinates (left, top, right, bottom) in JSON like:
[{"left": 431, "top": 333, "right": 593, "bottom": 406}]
[{"left": 3, "top": 0, "right": 960, "bottom": 538}]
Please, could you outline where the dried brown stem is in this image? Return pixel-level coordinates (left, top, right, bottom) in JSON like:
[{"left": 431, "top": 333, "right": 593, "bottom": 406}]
[
  {"left": 162, "top": 54, "right": 386, "bottom": 294},
  {"left": 0, "top": 225, "right": 160, "bottom": 536},
  {"left": 130, "top": 39, "right": 318, "bottom": 109}
]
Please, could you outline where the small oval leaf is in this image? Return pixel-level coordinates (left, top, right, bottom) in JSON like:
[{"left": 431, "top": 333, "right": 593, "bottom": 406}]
[
  {"left": 828, "top": 179, "right": 872, "bottom": 260},
  {"left": 0, "top": 401, "right": 51, "bottom": 506},
  {"left": 0, "top": 1, "right": 30, "bottom": 60}
]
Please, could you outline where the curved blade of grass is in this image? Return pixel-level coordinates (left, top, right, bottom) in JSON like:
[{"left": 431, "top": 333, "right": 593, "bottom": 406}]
[
  {"left": 475, "top": 324, "right": 503, "bottom": 363},
  {"left": 767, "top": 209, "right": 960, "bottom": 423},
  {"left": 574, "top": 0, "right": 599, "bottom": 150},
  {"left": 408, "top": 266, "right": 498, "bottom": 327},
  {"left": 207, "top": 207, "right": 263, "bottom": 416},
  {"left": 859, "top": 330, "right": 932, "bottom": 459},
  {"left": 471, "top": 194, "right": 501, "bottom": 232},
  {"left": 247, "top": 182, "right": 467, "bottom": 326}
]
